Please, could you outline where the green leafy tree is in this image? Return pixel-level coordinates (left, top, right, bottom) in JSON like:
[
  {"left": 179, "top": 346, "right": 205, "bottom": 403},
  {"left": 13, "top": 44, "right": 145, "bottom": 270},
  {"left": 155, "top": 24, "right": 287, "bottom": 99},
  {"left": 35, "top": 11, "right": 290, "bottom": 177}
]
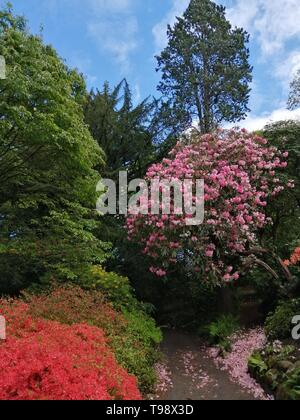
[
  {"left": 0, "top": 6, "right": 110, "bottom": 294},
  {"left": 84, "top": 81, "right": 180, "bottom": 294},
  {"left": 261, "top": 121, "right": 300, "bottom": 254},
  {"left": 156, "top": 0, "right": 252, "bottom": 134},
  {"left": 85, "top": 79, "right": 163, "bottom": 180},
  {"left": 244, "top": 121, "right": 300, "bottom": 310}
]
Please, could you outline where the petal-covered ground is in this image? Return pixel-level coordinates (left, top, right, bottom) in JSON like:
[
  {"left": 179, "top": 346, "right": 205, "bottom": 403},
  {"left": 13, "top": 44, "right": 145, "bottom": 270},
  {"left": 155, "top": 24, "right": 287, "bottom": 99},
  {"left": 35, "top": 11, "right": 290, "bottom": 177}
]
[
  {"left": 152, "top": 330, "right": 264, "bottom": 401},
  {"left": 207, "top": 328, "right": 273, "bottom": 400}
]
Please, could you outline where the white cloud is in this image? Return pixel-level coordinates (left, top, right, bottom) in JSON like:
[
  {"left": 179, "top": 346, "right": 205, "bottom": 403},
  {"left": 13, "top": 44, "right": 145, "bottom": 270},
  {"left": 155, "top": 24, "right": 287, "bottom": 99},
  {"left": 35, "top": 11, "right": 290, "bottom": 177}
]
[
  {"left": 227, "top": 0, "right": 300, "bottom": 57},
  {"left": 87, "top": 0, "right": 138, "bottom": 73},
  {"left": 226, "top": 0, "right": 260, "bottom": 32},
  {"left": 226, "top": 0, "right": 300, "bottom": 113},
  {"left": 89, "top": 0, "right": 131, "bottom": 13},
  {"left": 274, "top": 51, "right": 300, "bottom": 88},
  {"left": 88, "top": 17, "right": 138, "bottom": 72},
  {"left": 255, "top": 1, "right": 300, "bottom": 56},
  {"left": 152, "top": 0, "right": 190, "bottom": 51},
  {"left": 227, "top": 107, "right": 300, "bottom": 131}
]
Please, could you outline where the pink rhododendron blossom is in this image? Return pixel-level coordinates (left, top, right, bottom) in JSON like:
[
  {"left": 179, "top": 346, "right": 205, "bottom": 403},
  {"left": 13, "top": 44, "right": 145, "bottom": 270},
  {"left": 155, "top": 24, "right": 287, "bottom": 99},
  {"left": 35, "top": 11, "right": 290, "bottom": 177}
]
[{"left": 126, "top": 129, "right": 290, "bottom": 282}]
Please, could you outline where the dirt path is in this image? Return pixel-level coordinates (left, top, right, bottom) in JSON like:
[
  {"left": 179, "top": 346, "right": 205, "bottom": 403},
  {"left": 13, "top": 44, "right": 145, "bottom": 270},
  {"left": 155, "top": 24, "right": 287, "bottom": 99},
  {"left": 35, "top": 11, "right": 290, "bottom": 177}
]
[{"left": 154, "top": 330, "right": 256, "bottom": 401}]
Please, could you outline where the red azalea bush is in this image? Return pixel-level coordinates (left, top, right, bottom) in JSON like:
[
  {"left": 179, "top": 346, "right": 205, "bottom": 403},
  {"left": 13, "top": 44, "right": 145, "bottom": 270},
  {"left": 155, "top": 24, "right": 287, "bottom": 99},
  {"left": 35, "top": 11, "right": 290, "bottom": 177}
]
[
  {"left": 20, "top": 285, "right": 162, "bottom": 393},
  {"left": 0, "top": 301, "right": 141, "bottom": 400},
  {"left": 0, "top": 286, "right": 162, "bottom": 395},
  {"left": 22, "top": 285, "right": 128, "bottom": 335},
  {"left": 127, "top": 129, "right": 292, "bottom": 282}
]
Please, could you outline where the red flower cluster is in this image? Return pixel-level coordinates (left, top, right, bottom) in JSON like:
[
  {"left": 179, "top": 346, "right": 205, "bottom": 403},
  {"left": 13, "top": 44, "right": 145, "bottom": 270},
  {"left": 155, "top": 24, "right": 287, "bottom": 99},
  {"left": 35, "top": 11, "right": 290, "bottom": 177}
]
[
  {"left": 0, "top": 301, "right": 141, "bottom": 401},
  {"left": 284, "top": 247, "right": 300, "bottom": 267}
]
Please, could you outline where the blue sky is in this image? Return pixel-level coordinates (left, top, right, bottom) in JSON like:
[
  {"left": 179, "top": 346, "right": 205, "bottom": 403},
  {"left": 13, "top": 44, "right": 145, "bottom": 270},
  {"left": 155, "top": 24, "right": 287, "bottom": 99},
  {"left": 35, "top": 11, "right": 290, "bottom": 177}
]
[{"left": 7, "top": 0, "right": 300, "bottom": 130}]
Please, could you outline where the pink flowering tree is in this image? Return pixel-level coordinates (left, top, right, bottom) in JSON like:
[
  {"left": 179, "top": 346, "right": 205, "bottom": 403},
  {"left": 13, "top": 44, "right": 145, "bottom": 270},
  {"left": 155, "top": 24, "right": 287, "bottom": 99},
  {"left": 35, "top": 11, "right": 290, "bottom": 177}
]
[{"left": 126, "top": 129, "right": 292, "bottom": 283}]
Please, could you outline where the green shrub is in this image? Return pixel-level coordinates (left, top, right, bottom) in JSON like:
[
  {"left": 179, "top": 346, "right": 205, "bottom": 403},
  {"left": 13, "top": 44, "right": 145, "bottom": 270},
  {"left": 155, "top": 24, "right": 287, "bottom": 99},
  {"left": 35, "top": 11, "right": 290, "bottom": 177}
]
[
  {"left": 248, "top": 342, "right": 300, "bottom": 400},
  {"left": 78, "top": 266, "right": 164, "bottom": 392},
  {"left": 113, "top": 309, "right": 162, "bottom": 393},
  {"left": 81, "top": 266, "right": 140, "bottom": 311},
  {"left": 248, "top": 352, "right": 268, "bottom": 379},
  {"left": 279, "top": 368, "right": 300, "bottom": 400},
  {"left": 202, "top": 314, "right": 240, "bottom": 351},
  {"left": 265, "top": 299, "right": 300, "bottom": 341}
]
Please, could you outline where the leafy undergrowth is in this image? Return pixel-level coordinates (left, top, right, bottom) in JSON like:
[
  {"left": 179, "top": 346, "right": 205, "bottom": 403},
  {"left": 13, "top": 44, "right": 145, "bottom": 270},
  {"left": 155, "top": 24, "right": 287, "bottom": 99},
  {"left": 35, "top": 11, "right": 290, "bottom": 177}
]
[
  {"left": 249, "top": 341, "right": 300, "bottom": 400},
  {"left": 0, "top": 300, "right": 141, "bottom": 400},
  {"left": 201, "top": 315, "right": 240, "bottom": 352},
  {"left": 207, "top": 328, "right": 273, "bottom": 400},
  {"left": 265, "top": 299, "right": 300, "bottom": 341},
  {"left": 23, "top": 285, "right": 162, "bottom": 393}
]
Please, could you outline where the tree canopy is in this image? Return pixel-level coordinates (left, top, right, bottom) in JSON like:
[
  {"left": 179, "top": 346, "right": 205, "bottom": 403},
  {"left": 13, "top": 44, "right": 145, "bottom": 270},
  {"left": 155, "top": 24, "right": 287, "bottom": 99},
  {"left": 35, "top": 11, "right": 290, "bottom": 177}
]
[
  {"left": 156, "top": 0, "right": 252, "bottom": 134},
  {"left": 260, "top": 121, "right": 300, "bottom": 256},
  {"left": 85, "top": 80, "right": 167, "bottom": 181},
  {"left": 0, "top": 7, "right": 110, "bottom": 293}
]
